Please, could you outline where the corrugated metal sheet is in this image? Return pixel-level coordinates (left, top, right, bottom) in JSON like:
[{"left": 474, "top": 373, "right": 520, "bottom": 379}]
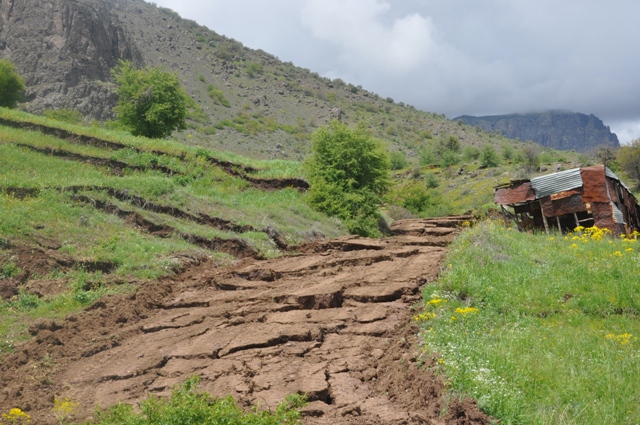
[
  {"left": 494, "top": 181, "right": 536, "bottom": 204},
  {"left": 530, "top": 168, "right": 583, "bottom": 199},
  {"left": 612, "top": 202, "right": 625, "bottom": 224},
  {"left": 605, "top": 166, "right": 632, "bottom": 192}
]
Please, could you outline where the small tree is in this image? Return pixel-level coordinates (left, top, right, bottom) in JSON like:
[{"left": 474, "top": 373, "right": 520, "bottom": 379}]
[
  {"left": 521, "top": 142, "right": 541, "bottom": 171},
  {"left": 305, "top": 120, "right": 390, "bottom": 237},
  {"left": 480, "top": 144, "right": 500, "bottom": 168},
  {"left": 617, "top": 139, "right": 640, "bottom": 188},
  {"left": 389, "top": 150, "right": 408, "bottom": 170},
  {"left": 112, "top": 60, "right": 188, "bottom": 138},
  {"left": 0, "top": 59, "right": 25, "bottom": 108}
]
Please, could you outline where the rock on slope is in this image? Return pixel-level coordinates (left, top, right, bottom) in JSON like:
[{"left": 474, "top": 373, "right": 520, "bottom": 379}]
[
  {"left": 455, "top": 110, "right": 619, "bottom": 152},
  {"left": 0, "top": 0, "right": 142, "bottom": 119}
]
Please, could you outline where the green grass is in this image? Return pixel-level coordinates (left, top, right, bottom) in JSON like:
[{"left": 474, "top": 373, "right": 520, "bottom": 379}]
[
  {"left": 416, "top": 221, "right": 640, "bottom": 424},
  {"left": 92, "top": 376, "right": 306, "bottom": 425}
]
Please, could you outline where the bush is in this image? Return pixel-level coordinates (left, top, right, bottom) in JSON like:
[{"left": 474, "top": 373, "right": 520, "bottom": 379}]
[
  {"left": 305, "top": 120, "right": 390, "bottom": 237},
  {"left": 112, "top": 60, "right": 188, "bottom": 138},
  {"left": 419, "top": 146, "right": 437, "bottom": 166},
  {"left": 389, "top": 151, "right": 408, "bottom": 170},
  {"left": 462, "top": 145, "right": 480, "bottom": 161},
  {"left": 440, "top": 149, "right": 460, "bottom": 167},
  {"left": 0, "top": 59, "right": 25, "bottom": 108},
  {"left": 207, "top": 84, "right": 231, "bottom": 107},
  {"left": 617, "top": 139, "right": 640, "bottom": 188},
  {"left": 424, "top": 172, "right": 440, "bottom": 189},
  {"left": 480, "top": 144, "right": 500, "bottom": 168}
]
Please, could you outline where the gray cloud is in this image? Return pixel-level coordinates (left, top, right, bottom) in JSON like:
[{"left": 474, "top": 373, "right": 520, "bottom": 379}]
[{"left": 152, "top": 0, "right": 640, "bottom": 143}]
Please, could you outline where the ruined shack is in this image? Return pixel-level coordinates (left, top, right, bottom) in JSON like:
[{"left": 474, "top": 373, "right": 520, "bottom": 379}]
[{"left": 494, "top": 165, "right": 640, "bottom": 235}]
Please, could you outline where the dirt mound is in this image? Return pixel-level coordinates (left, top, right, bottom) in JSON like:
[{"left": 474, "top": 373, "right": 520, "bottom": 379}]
[{"left": 0, "top": 218, "right": 491, "bottom": 424}]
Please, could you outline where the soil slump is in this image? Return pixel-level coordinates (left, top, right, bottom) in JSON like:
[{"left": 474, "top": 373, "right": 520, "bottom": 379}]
[{"left": 0, "top": 217, "right": 491, "bottom": 424}]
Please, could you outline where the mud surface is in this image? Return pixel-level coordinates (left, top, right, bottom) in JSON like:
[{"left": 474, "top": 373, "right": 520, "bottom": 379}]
[{"left": 0, "top": 217, "right": 492, "bottom": 424}]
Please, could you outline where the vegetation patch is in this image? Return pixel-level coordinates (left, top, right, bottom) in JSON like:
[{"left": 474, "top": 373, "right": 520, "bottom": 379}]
[{"left": 416, "top": 220, "right": 640, "bottom": 424}]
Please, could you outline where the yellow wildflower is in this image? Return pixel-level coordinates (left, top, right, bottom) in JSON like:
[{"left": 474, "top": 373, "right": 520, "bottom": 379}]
[
  {"left": 606, "top": 333, "right": 635, "bottom": 345},
  {"left": 455, "top": 307, "right": 479, "bottom": 315},
  {"left": 570, "top": 243, "right": 578, "bottom": 248},
  {"left": 427, "top": 298, "right": 447, "bottom": 306},
  {"left": 612, "top": 251, "right": 623, "bottom": 257},
  {"left": 1, "top": 408, "right": 31, "bottom": 424},
  {"left": 413, "top": 312, "right": 437, "bottom": 321},
  {"left": 52, "top": 397, "right": 78, "bottom": 424}
]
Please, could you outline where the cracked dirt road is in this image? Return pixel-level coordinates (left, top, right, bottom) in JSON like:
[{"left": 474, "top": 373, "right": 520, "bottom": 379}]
[{"left": 0, "top": 217, "right": 492, "bottom": 424}]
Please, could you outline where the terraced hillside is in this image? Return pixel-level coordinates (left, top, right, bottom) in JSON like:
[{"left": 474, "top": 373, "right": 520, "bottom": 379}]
[{"left": 0, "top": 109, "right": 347, "bottom": 363}]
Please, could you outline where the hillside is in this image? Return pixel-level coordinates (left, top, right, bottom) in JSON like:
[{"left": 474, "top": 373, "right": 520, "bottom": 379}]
[
  {"left": 455, "top": 110, "right": 619, "bottom": 152},
  {"left": 0, "top": 0, "right": 521, "bottom": 161}
]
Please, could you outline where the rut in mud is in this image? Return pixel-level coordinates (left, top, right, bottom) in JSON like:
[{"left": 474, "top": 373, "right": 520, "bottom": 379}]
[{"left": 0, "top": 216, "right": 492, "bottom": 425}]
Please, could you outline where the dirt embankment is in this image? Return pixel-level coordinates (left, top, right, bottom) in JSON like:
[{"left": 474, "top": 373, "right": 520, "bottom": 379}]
[{"left": 0, "top": 217, "right": 491, "bottom": 425}]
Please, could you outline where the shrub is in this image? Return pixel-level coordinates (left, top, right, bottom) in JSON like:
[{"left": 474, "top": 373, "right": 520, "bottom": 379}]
[
  {"left": 112, "top": 60, "right": 188, "bottom": 138},
  {"left": 207, "top": 84, "right": 230, "bottom": 107},
  {"left": 246, "top": 62, "right": 264, "bottom": 77},
  {"left": 389, "top": 151, "right": 408, "bottom": 170},
  {"left": 462, "top": 145, "right": 480, "bottom": 161},
  {"left": 419, "top": 146, "right": 437, "bottom": 166},
  {"left": 0, "top": 59, "right": 25, "bottom": 108},
  {"left": 305, "top": 120, "right": 390, "bottom": 237},
  {"left": 440, "top": 149, "right": 460, "bottom": 167},
  {"left": 480, "top": 144, "right": 500, "bottom": 168},
  {"left": 617, "top": 138, "right": 640, "bottom": 188},
  {"left": 424, "top": 172, "right": 440, "bottom": 189}
]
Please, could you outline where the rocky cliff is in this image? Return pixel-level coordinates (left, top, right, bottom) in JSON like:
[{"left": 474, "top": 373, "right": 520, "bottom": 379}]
[
  {"left": 0, "top": 0, "right": 143, "bottom": 120},
  {"left": 454, "top": 111, "right": 619, "bottom": 152}
]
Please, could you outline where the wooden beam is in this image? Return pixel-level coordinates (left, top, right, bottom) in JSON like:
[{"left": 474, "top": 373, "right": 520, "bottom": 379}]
[{"left": 539, "top": 201, "right": 550, "bottom": 234}]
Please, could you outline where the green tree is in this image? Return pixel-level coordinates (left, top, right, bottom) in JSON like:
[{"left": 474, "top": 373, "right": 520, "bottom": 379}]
[
  {"left": 112, "top": 60, "right": 188, "bottom": 138},
  {"left": 389, "top": 150, "right": 408, "bottom": 170},
  {"left": 0, "top": 59, "right": 25, "bottom": 108},
  {"left": 617, "top": 139, "right": 640, "bottom": 188},
  {"left": 462, "top": 145, "right": 480, "bottom": 161},
  {"left": 305, "top": 120, "right": 390, "bottom": 237},
  {"left": 480, "top": 144, "right": 500, "bottom": 168}
]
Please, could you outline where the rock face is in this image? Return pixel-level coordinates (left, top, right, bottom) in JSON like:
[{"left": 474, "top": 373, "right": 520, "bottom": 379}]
[
  {"left": 455, "top": 111, "right": 619, "bottom": 152},
  {"left": 0, "top": 0, "right": 142, "bottom": 120}
]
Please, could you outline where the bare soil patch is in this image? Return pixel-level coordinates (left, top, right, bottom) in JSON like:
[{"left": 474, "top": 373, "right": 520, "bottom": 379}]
[{"left": 0, "top": 217, "right": 492, "bottom": 424}]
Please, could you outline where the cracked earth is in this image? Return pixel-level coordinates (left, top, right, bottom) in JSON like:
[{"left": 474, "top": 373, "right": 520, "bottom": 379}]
[{"left": 0, "top": 217, "right": 492, "bottom": 424}]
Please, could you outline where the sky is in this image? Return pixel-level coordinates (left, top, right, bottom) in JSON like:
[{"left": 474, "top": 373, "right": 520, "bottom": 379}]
[{"left": 151, "top": 0, "right": 640, "bottom": 144}]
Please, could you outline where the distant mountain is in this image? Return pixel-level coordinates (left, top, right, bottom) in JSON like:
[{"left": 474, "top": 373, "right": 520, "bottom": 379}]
[
  {"left": 1, "top": 0, "right": 520, "bottom": 160},
  {"left": 454, "top": 111, "right": 619, "bottom": 153}
]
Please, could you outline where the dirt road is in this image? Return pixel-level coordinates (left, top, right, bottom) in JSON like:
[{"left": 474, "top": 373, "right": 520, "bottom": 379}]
[{"left": 0, "top": 217, "right": 492, "bottom": 424}]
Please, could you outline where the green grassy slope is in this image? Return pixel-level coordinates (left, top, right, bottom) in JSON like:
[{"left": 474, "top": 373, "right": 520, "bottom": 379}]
[
  {"left": 416, "top": 221, "right": 640, "bottom": 424},
  {"left": 0, "top": 108, "right": 345, "bottom": 360}
]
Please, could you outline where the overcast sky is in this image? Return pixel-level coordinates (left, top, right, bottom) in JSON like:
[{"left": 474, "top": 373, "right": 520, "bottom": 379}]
[{"left": 151, "top": 0, "right": 640, "bottom": 144}]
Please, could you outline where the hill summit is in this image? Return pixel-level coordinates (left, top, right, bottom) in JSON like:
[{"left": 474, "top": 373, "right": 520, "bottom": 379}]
[
  {"left": 454, "top": 111, "right": 619, "bottom": 152},
  {"left": 1, "top": 0, "right": 521, "bottom": 160}
]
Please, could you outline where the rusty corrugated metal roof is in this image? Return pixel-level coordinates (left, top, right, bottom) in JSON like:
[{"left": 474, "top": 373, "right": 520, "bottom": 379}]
[{"left": 530, "top": 168, "right": 582, "bottom": 199}]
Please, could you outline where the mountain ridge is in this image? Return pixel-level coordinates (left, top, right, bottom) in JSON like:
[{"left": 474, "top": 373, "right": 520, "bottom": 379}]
[{"left": 454, "top": 110, "right": 619, "bottom": 152}]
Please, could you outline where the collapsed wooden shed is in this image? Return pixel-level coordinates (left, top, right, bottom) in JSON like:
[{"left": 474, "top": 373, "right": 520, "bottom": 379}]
[{"left": 494, "top": 165, "right": 640, "bottom": 235}]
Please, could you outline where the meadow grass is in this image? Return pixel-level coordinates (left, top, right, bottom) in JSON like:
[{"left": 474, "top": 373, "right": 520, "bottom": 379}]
[
  {"left": 416, "top": 220, "right": 640, "bottom": 424},
  {"left": 0, "top": 108, "right": 304, "bottom": 178}
]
